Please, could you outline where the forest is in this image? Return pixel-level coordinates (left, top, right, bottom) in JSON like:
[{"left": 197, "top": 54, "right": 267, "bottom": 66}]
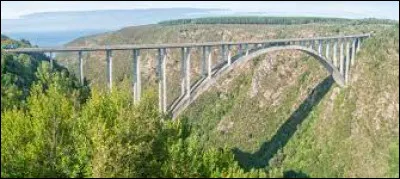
[
  {"left": 158, "top": 16, "right": 397, "bottom": 25},
  {"left": 1, "top": 37, "right": 273, "bottom": 178}
]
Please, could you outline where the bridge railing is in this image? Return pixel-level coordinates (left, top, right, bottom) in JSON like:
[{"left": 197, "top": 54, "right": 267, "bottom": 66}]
[{"left": 3, "top": 34, "right": 370, "bottom": 52}]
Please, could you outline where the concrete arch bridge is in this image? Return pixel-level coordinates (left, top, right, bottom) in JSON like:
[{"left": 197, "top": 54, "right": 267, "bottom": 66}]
[{"left": 5, "top": 33, "right": 371, "bottom": 119}]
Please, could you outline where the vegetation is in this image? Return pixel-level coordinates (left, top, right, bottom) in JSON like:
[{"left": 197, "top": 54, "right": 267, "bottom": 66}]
[
  {"left": 181, "top": 25, "right": 399, "bottom": 177},
  {"left": 1, "top": 19, "right": 398, "bottom": 178},
  {"left": 1, "top": 37, "right": 272, "bottom": 178},
  {"left": 158, "top": 16, "right": 398, "bottom": 26}
]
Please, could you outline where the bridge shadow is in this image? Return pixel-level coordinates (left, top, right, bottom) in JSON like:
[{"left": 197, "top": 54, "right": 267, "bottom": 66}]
[
  {"left": 232, "top": 75, "right": 334, "bottom": 171},
  {"left": 283, "top": 170, "right": 310, "bottom": 178}
]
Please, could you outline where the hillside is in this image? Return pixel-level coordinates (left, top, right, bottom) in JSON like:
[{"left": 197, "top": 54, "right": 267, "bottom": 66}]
[
  {"left": 158, "top": 16, "right": 398, "bottom": 26},
  {"left": 181, "top": 26, "right": 399, "bottom": 177},
  {"left": 4, "top": 19, "right": 397, "bottom": 178},
  {"left": 59, "top": 22, "right": 399, "bottom": 177},
  {"left": 1, "top": 36, "right": 81, "bottom": 110}
]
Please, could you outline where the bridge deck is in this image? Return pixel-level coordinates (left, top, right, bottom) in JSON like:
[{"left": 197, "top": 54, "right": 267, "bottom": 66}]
[{"left": 3, "top": 34, "right": 370, "bottom": 53}]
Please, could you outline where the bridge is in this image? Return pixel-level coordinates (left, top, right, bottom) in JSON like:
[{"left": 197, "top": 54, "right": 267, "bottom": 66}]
[{"left": 4, "top": 33, "right": 371, "bottom": 119}]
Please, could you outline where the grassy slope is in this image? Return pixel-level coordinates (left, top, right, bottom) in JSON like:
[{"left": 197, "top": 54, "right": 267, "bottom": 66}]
[{"left": 181, "top": 26, "right": 399, "bottom": 177}]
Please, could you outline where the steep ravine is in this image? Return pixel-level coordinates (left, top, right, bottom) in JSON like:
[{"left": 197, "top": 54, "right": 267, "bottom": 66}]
[{"left": 181, "top": 27, "right": 399, "bottom": 178}]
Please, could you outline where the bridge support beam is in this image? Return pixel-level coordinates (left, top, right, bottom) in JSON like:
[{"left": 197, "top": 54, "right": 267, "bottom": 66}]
[
  {"left": 227, "top": 45, "right": 232, "bottom": 65},
  {"left": 326, "top": 42, "right": 330, "bottom": 60},
  {"left": 207, "top": 46, "right": 212, "bottom": 79},
  {"left": 157, "top": 48, "right": 167, "bottom": 113},
  {"left": 106, "top": 50, "right": 112, "bottom": 91},
  {"left": 339, "top": 41, "right": 345, "bottom": 75},
  {"left": 221, "top": 45, "right": 226, "bottom": 62},
  {"left": 333, "top": 41, "right": 338, "bottom": 67},
  {"left": 180, "top": 47, "right": 186, "bottom": 96},
  {"left": 133, "top": 49, "right": 141, "bottom": 104},
  {"left": 345, "top": 42, "right": 351, "bottom": 84},
  {"left": 78, "top": 51, "right": 84, "bottom": 84},
  {"left": 245, "top": 44, "right": 249, "bottom": 56},
  {"left": 318, "top": 40, "right": 322, "bottom": 55},
  {"left": 184, "top": 47, "right": 191, "bottom": 100},
  {"left": 201, "top": 46, "right": 207, "bottom": 77},
  {"left": 351, "top": 39, "right": 356, "bottom": 66},
  {"left": 357, "top": 38, "right": 361, "bottom": 52}
]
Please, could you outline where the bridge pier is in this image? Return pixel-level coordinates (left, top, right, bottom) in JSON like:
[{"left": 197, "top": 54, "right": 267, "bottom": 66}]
[
  {"left": 357, "top": 38, "right": 361, "bottom": 52},
  {"left": 345, "top": 42, "right": 351, "bottom": 84},
  {"left": 180, "top": 47, "right": 186, "bottom": 96},
  {"left": 245, "top": 44, "right": 250, "bottom": 56},
  {"left": 184, "top": 47, "right": 191, "bottom": 100},
  {"left": 78, "top": 51, "right": 84, "bottom": 84},
  {"left": 221, "top": 45, "right": 226, "bottom": 63},
  {"left": 227, "top": 45, "right": 232, "bottom": 65},
  {"left": 351, "top": 39, "right": 356, "bottom": 66},
  {"left": 207, "top": 46, "right": 212, "bottom": 79},
  {"left": 333, "top": 41, "right": 338, "bottom": 67},
  {"left": 318, "top": 40, "right": 322, "bottom": 55},
  {"left": 239, "top": 44, "right": 243, "bottom": 55},
  {"left": 339, "top": 41, "right": 345, "bottom": 75},
  {"left": 326, "top": 41, "right": 330, "bottom": 60},
  {"left": 157, "top": 48, "right": 167, "bottom": 113},
  {"left": 133, "top": 49, "right": 141, "bottom": 104},
  {"left": 201, "top": 46, "right": 207, "bottom": 77},
  {"left": 106, "top": 50, "right": 112, "bottom": 91}
]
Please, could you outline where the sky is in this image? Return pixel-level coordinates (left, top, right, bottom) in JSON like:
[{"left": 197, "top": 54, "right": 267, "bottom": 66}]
[{"left": 1, "top": 1, "right": 399, "bottom": 20}]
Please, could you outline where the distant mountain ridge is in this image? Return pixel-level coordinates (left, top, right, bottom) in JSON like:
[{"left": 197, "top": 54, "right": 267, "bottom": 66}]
[{"left": 1, "top": 8, "right": 227, "bottom": 33}]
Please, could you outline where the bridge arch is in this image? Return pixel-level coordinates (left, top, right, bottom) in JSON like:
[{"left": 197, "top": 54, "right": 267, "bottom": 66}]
[{"left": 170, "top": 45, "right": 345, "bottom": 118}]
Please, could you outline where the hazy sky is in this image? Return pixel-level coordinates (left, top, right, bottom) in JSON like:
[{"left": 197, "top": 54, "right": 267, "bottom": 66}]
[{"left": 1, "top": 1, "right": 399, "bottom": 20}]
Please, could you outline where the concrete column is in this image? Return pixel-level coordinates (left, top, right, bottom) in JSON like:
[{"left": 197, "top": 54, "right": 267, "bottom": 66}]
[
  {"left": 339, "top": 41, "right": 345, "bottom": 75},
  {"left": 309, "top": 40, "right": 314, "bottom": 49},
  {"left": 325, "top": 42, "right": 330, "bottom": 60},
  {"left": 185, "top": 47, "right": 191, "bottom": 99},
  {"left": 162, "top": 48, "right": 167, "bottom": 113},
  {"left": 133, "top": 49, "right": 141, "bottom": 104},
  {"left": 201, "top": 46, "right": 207, "bottom": 77},
  {"left": 318, "top": 40, "right": 322, "bottom": 55},
  {"left": 345, "top": 42, "right": 351, "bottom": 84},
  {"left": 245, "top": 44, "right": 250, "bottom": 56},
  {"left": 221, "top": 45, "right": 226, "bottom": 62},
  {"left": 239, "top": 44, "right": 243, "bottom": 55},
  {"left": 157, "top": 48, "right": 167, "bottom": 113},
  {"left": 106, "top": 50, "right": 112, "bottom": 91},
  {"left": 351, "top": 39, "right": 356, "bottom": 66},
  {"left": 357, "top": 38, "right": 361, "bottom": 52},
  {"left": 207, "top": 46, "right": 212, "bottom": 79},
  {"left": 180, "top": 47, "right": 185, "bottom": 96},
  {"left": 227, "top": 45, "right": 232, "bottom": 65},
  {"left": 333, "top": 41, "right": 338, "bottom": 67},
  {"left": 78, "top": 51, "right": 84, "bottom": 84}
]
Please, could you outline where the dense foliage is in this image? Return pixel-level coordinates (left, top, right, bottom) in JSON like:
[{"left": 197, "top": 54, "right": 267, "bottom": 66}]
[
  {"left": 1, "top": 37, "right": 271, "bottom": 178},
  {"left": 1, "top": 39, "right": 82, "bottom": 111},
  {"left": 0, "top": 70, "right": 268, "bottom": 178}
]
